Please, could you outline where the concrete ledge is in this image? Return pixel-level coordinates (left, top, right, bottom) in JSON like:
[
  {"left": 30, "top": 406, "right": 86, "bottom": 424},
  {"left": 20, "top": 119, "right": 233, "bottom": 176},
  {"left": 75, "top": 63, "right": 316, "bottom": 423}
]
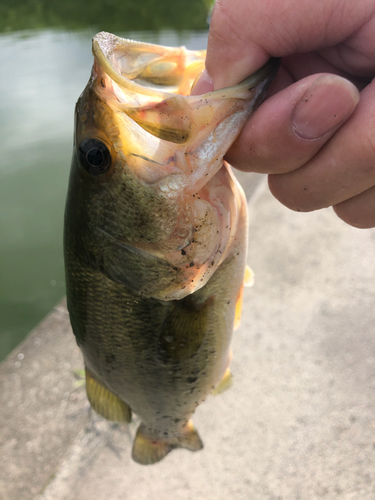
[
  {"left": 1, "top": 175, "right": 375, "bottom": 500},
  {"left": 0, "top": 301, "right": 88, "bottom": 500}
]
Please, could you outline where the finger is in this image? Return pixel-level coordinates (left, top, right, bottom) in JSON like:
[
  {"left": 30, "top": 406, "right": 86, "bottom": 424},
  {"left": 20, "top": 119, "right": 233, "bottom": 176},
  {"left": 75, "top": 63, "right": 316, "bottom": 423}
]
[
  {"left": 333, "top": 185, "right": 375, "bottom": 228},
  {"left": 225, "top": 74, "right": 359, "bottom": 174},
  {"left": 281, "top": 53, "right": 371, "bottom": 90},
  {"left": 206, "top": 0, "right": 374, "bottom": 88},
  {"left": 206, "top": 0, "right": 269, "bottom": 88},
  {"left": 268, "top": 78, "right": 375, "bottom": 212}
]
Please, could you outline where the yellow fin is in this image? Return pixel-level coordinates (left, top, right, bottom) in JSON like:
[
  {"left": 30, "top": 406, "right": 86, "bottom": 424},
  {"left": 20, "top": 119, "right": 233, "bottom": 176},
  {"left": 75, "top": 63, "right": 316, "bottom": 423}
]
[
  {"left": 234, "top": 284, "right": 244, "bottom": 331},
  {"left": 244, "top": 265, "right": 255, "bottom": 287},
  {"left": 212, "top": 368, "right": 233, "bottom": 395},
  {"left": 85, "top": 369, "right": 132, "bottom": 423},
  {"left": 132, "top": 424, "right": 175, "bottom": 465},
  {"left": 179, "top": 420, "right": 204, "bottom": 451},
  {"left": 156, "top": 296, "right": 213, "bottom": 365},
  {"left": 132, "top": 421, "right": 203, "bottom": 465},
  {"left": 234, "top": 266, "right": 254, "bottom": 330}
]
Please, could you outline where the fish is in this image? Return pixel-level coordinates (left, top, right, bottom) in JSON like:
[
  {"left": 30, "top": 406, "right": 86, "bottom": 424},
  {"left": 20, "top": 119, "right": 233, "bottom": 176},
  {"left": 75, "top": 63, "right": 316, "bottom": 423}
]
[{"left": 64, "top": 31, "right": 279, "bottom": 465}]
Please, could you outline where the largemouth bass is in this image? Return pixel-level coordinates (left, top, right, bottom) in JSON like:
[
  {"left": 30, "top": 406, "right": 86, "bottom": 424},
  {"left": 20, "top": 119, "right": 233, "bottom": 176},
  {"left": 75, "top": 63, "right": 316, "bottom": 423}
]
[{"left": 64, "top": 32, "right": 279, "bottom": 465}]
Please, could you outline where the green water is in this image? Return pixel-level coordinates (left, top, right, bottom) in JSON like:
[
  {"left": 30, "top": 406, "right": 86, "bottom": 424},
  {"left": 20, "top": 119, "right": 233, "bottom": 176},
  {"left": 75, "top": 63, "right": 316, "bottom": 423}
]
[{"left": 0, "top": 2, "right": 211, "bottom": 361}]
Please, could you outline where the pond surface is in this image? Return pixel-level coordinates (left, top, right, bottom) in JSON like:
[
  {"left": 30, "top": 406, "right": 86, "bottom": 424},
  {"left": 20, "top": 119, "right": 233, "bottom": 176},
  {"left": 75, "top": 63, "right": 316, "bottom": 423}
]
[{"left": 0, "top": 27, "right": 209, "bottom": 361}]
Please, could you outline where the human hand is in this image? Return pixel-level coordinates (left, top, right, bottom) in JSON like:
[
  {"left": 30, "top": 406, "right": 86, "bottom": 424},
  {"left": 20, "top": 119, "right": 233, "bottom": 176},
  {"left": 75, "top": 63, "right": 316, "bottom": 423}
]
[{"left": 193, "top": 0, "right": 375, "bottom": 228}]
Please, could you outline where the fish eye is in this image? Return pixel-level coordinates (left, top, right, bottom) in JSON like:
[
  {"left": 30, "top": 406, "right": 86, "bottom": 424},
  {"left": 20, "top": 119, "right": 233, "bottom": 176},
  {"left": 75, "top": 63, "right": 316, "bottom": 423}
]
[{"left": 79, "top": 138, "right": 111, "bottom": 175}]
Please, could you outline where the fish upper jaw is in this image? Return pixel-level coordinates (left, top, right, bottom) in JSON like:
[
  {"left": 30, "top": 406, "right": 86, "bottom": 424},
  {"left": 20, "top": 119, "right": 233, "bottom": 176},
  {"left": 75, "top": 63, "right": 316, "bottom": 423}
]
[{"left": 92, "top": 31, "right": 206, "bottom": 98}]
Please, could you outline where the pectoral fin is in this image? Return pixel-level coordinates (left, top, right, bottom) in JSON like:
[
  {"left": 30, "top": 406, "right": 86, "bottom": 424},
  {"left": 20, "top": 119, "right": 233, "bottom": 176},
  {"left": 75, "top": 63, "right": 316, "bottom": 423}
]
[
  {"left": 156, "top": 296, "right": 213, "bottom": 365},
  {"left": 85, "top": 368, "right": 132, "bottom": 423}
]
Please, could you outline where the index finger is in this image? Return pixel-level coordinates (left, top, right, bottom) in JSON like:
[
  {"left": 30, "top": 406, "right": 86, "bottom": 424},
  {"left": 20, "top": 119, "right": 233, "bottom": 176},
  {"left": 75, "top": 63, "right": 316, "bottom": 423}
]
[{"left": 206, "top": 0, "right": 373, "bottom": 89}]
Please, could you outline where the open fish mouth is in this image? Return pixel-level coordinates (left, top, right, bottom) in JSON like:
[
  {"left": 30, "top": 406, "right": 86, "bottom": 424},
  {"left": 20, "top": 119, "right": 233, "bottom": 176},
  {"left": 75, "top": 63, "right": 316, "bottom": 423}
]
[
  {"left": 92, "top": 31, "right": 279, "bottom": 98},
  {"left": 90, "top": 31, "right": 280, "bottom": 190},
  {"left": 92, "top": 31, "right": 206, "bottom": 98}
]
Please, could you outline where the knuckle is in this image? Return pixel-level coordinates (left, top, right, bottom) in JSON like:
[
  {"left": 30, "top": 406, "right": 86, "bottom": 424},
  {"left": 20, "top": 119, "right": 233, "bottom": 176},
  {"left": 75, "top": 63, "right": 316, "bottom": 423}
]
[
  {"left": 268, "top": 174, "right": 318, "bottom": 212},
  {"left": 333, "top": 199, "right": 375, "bottom": 229}
]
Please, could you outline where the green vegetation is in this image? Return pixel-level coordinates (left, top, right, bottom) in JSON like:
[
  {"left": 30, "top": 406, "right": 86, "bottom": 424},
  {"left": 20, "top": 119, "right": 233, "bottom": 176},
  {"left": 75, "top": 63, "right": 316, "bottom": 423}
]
[{"left": 0, "top": 0, "right": 215, "bottom": 33}]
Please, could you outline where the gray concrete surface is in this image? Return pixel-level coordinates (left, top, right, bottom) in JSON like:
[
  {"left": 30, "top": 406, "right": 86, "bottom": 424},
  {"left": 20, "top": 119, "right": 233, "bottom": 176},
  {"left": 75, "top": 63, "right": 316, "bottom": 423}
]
[{"left": 1, "top": 176, "right": 375, "bottom": 500}]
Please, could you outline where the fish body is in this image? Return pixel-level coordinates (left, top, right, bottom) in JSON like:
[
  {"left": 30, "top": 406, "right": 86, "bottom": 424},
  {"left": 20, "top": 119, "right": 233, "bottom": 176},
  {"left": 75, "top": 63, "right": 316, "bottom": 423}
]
[{"left": 64, "top": 32, "right": 279, "bottom": 464}]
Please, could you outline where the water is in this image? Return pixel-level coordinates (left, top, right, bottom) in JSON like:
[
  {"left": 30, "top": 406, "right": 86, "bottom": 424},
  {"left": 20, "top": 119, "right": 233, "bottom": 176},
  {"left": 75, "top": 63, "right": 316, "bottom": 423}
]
[{"left": 0, "top": 23, "right": 209, "bottom": 360}]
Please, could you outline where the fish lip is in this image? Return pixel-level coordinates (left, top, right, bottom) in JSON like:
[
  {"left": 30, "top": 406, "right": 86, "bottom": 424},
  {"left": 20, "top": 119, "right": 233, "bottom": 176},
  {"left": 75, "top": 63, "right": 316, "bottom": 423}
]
[
  {"left": 242, "top": 57, "right": 281, "bottom": 92},
  {"left": 190, "top": 56, "right": 281, "bottom": 101},
  {"left": 241, "top": 57, "right": 281, "bottom": 111},
  {"left": 92, "top": 31, "right": 280, "bottom": 101}
]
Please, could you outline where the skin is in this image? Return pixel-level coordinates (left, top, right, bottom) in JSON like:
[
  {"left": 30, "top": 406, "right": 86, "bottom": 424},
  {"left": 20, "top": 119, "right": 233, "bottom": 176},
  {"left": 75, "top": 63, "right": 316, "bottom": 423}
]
[{"left": 192, "top": 0, "right": 375, "bottom": 228}]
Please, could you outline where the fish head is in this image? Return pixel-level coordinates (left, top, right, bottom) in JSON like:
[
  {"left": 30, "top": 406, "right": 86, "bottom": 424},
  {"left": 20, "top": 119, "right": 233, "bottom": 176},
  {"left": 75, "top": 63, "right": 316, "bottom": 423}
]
[
  {"left": 66, "top": 32, "right": 280, "bottom": 299},
  {"left": 71, "top": 33, "right": 208, "bottom": 249}
]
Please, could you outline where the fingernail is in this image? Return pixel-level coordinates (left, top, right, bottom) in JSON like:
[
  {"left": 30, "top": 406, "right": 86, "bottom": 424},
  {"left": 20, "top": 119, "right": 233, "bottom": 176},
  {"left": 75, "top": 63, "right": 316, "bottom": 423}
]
[
  {"left": 190, "top": 68, "right": 214, "bottom": 95},
  {"left": 292, "top": 75, "right": 359, "bottom": 140}
]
